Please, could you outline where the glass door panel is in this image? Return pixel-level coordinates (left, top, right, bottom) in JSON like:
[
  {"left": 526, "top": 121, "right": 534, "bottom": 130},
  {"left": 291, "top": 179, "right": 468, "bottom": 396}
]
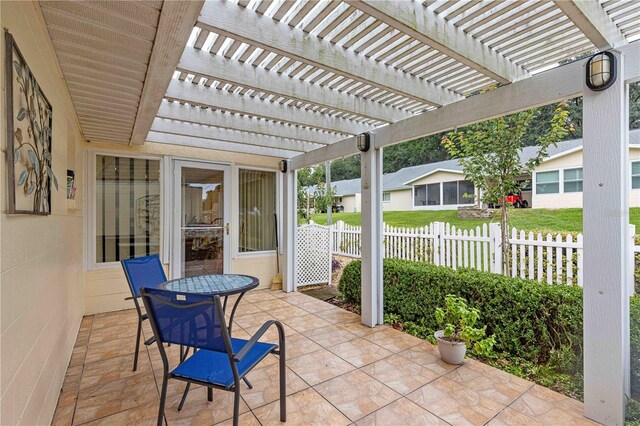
[{"left": 172, "top": 162, "right": 230, "bottom": 278}]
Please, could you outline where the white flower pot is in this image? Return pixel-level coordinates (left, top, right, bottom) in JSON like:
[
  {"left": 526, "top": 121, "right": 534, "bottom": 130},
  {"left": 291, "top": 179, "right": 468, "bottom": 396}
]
[{"left": 435, "top": 330, "right": 467, "bottom": 365}]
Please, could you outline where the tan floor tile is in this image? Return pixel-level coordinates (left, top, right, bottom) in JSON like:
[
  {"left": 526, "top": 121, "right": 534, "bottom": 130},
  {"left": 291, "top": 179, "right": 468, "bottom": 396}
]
[
  {"left": 165, "top": 386, "right": 250, "bottom": 425},
  {"left": 445, "top": 360, "right": 533, "bottom": 405},
  {"left": 314, "top": 307, "right": 361, "bottom": 324},
  {"left": 253, "top": 388, "right": 350, "bottom": 426},
  {"left": 68, "top": 346, "right": 88, "bottom": 368},
  {"left": 487, "top": 407, "right": 544, "bottom": 426},
  {"left": 80, "top": 353, "right": 152, "bottom": 390},
  {"left": 267, "top": 306, "right": 311, "bottom": 321},
  {"left": 91, "top": 310, "right": 138, "bottom": 330},
  {"left": 51, "top": 403, "right": 74, "bottom": 426},
  {"left": 287, "top": 348, "right": 356, "bottom": 386},
  {"left": 407, "top": 377, "right": 505, "bottom": 426},
  {"left": 398, "top": 342, "right": 460, "bottom": 375},
  {"left": 326, "top": 338, "right": 393, "bottom": 368},
  {"left": 363, "top": 328, "right": 423, "bottom": 353},
  {"left": 253, "top": 298, "right": 294, "bottom": 312},
  {"left": 509, "top": 385, "right": 597, "bottom": 425},
  {"left": 361, "top": 354, "right": 441, "bottom": 395},
  {"left": 302, "top": 324, "right": 359, "bottom": 347},
  {"left": 215, "top": 411, "right": 261, "bottom": 425},
  {"left": 337, "top": 322, "right": 387, "bottom": 337},
  {"left": 88, "top": 323, "right": 138, "bottom": 345},
  {"left": 280, "top": 332, "right": 323, "bottom": 359},
  {"left": 228, "top": 300, "right": 263, "bottom": 316},
  {"left": 234, "top": 311, "right": 275, "bottom": 330},
  {"left": 84, "top": 337, "right": 140, "bottom": 364},
  {"left": 240, "top": 363, "right": 308, "bottom": 409},
  {"left": 73, "top": 371, "right": 184, "bottom": 424},
  {"left": 268, "top": 290, "right": 291, "bottom": 299},
  {"left": 243, "top": 290, "right": 277, "bottom": 303},
  {"left": 282, "top": 313, "right": 332, "bottom": 333},
  {"left": 355, "top": 398, "right": 448, "bottom": 426},
  {"left": 314, "top": 370, "right": 401, "bottom": 421}
]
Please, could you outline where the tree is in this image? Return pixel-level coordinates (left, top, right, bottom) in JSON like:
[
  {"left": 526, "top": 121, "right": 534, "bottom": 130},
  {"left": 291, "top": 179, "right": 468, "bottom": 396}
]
[
  {"left": 442, "top": 101, "right": 571, "bottom": 275},
  {"left": 313, "top": 182, "right": 337, "bottom": 214}
]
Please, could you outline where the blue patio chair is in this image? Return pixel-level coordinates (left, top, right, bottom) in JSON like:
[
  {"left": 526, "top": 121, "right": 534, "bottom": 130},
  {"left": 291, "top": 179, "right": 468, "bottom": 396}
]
[
  {"left": 121, "top": 254, "right": 167, "bottom": 372},
  {"left": 140, "top": 287, "right": 286, "bottom": 426}
]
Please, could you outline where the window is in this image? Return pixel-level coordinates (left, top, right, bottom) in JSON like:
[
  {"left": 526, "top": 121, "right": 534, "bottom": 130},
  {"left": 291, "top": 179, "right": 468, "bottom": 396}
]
[
  {"left": 238, "top": 169, "right": 276, "bottom": 253},
  {"left": 563, "top": 168, "right": 583, "bottom": 193},
  {"left": 458, "top": 180, "right": 475, "bottom": 204},
  {"left": 633, "top": 162, "right": 640, "bottom": 189},
  {"left": 414, "top": 185, "right": 426, "bottom": 206},
  {"left": 443, "top": 181, "right": 458, "bottom": 205},
  {"left": 426, "top": 183, "right": 440, "bottom": 206},
  {"left": 383, "top": 192, "right": 391, "bottom": 202},
  {"left": 95, "top": 155, "right": 161, "bottom": 263},
  {"left": 536, "top": 170, "right": 560, "bottom": 194}
]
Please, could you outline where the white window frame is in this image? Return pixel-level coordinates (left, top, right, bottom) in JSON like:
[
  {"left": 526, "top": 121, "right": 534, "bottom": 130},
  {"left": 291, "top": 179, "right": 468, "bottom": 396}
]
[
  {"left": 85, "top": 149, "right": 164, "bottom": 270},
  {"left": 632, "top": 161, "right": 640, "bottom": 190},
  {"left": 382, "top": 192, "right": 391, "bottom": 202},
  {"left": 233, "top": 164, "right": 281, "bottom": 258},
  {"left": 534, "top": 169, "right": 561, "bottom": 195},
  {"left": 563, "top": 167, "right": 583, "bottom": 193}
]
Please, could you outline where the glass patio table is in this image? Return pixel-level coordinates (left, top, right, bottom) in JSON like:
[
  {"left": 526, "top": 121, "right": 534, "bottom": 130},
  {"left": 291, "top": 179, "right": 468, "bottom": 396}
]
[{"left": 158, "top": 274, "right": 259, "bottom": 334}]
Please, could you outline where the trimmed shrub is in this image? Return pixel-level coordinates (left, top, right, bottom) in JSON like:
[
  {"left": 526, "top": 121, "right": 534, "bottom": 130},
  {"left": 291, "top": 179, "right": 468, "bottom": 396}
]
[{"left": 339, "top": 258, "right": 583, "bottom": 363}]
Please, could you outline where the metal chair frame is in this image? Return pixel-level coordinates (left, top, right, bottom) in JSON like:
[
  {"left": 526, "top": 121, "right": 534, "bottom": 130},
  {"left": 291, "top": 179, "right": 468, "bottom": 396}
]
[{"left": 140, "top": 288, "right": 286, "bottom": 426}]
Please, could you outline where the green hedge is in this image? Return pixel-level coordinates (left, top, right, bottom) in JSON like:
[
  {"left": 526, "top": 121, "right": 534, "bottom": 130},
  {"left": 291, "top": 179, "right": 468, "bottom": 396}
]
[{"left": 339, "top": 258, "right": 583, "bottom": 363}]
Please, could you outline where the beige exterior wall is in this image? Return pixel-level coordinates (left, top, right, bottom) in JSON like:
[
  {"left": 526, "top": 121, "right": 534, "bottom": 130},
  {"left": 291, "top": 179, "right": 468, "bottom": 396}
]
[
  {"left": 532, "top": 148, "right": 640, "bottom": 209},
  {"left": 382, "top": 189, "right": 412, "bottom": 211},
  {"left": 410, "top": 170, "right": 464, "bottom": 186},
  {"left": 1, "top": 2, "right": 85, "bottom": 424},
  {"left": 84, "top": 141, "right": 282, "bottom": 314},
  {"left": 340, "top": 193, "right": 361, "bottom": 213}
]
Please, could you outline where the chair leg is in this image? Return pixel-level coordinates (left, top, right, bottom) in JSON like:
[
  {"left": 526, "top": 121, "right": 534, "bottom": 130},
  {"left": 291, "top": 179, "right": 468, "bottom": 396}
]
[
  {"left": 279, "top": 350, "right": 286, "bottom": 422},
  {"left": 133, "top": 318, "right": 142, "bottom": 372},
  {"left": 177, "top": 383, "right": 191, "bottom": 411},
  {"left": 208, "top": 387, "right": 213, "bottom": 402},
  {"left": 157, "top": 373, "right": 168, "bottom": 426},
  {"left": 243, "top": 377, "right": 253, "bottom": 389},
  {"left": 233, "top": 386, "right": 241, "bottom": 426}
]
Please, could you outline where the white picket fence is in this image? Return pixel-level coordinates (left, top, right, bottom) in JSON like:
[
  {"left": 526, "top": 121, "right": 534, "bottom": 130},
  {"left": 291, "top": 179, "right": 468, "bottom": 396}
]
[{"left": 328, "top": 220, "right": 639, "bottom": 288}]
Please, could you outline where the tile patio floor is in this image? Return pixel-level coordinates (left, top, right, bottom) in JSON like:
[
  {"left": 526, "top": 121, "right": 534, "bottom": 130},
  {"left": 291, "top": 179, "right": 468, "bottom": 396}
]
[{"left": 52, "top": 290, "right": 597, "bottom": 426}]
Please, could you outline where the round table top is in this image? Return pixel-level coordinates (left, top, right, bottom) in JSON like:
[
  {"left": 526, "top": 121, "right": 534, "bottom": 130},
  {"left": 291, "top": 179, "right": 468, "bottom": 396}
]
[{"left": 159, "top": 274, "right": 259, "bottom": 296}]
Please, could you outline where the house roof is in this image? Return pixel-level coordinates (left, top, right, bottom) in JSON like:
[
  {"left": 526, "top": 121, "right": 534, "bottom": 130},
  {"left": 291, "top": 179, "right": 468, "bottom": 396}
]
[{"left": 329, "top": 128, "right": 640, "bottom": 195}]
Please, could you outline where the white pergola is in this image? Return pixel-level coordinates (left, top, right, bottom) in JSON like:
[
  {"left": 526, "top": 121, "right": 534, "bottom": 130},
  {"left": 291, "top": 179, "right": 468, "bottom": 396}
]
[{"left": 39, "top": 0, "right": 640, "bottom": 424}]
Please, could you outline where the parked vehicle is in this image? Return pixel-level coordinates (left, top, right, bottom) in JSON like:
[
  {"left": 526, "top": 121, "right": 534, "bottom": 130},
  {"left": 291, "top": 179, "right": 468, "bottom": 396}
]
[{"left": 489, "top": 192, "right": 528, "bottom": 208}]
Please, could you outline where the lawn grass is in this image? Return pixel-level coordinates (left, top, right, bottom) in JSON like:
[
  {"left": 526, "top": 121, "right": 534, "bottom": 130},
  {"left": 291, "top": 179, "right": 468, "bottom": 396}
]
[{"left": 306, "top": 207, "right": 640, "bottom": 233}]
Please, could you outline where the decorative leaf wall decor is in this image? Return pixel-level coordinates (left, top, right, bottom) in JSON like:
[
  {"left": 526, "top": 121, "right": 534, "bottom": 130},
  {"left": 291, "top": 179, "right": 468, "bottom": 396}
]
[{"left": 5, "top": 31, "right": 57, "bottom": 215}]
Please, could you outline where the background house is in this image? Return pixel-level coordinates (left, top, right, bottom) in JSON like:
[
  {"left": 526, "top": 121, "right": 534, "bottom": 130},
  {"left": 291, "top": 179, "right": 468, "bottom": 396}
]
[{"left": 329, "top": 129, "right": 640, "bottom": 212}]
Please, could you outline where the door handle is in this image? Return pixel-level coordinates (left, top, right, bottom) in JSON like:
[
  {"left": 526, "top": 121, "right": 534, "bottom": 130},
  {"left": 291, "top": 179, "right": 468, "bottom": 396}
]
[{"left": 225, "top": 223, "right": 230, "bottom": 235}]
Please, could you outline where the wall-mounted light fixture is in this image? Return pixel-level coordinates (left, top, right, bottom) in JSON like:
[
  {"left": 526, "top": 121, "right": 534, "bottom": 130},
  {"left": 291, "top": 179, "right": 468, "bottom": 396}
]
[
  {"left": 586, "top": 51, "right": 617, "bottom": 92},
  {"left": 356, "top": 132, "right": 371, "bottom": 152},
  {"left": 279, "top": 159, "right": 288, "bottom": 173}
]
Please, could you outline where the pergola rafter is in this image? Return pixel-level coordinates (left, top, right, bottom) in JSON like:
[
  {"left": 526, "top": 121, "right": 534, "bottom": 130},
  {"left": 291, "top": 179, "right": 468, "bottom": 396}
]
[
  {"left": 177, "top": 47, "right": 413, "bottom": 123},
  {"left": 164, "top": 79, "right": 376, "bottom": 135},
  {"left": 196, "top": 0, "right": 464, "bottom": 108},
  {"left": 156, "top": 101, "right": 340, "bottom": 145},
  {"left": 554, "top": 0, "right": 626, "bottom": 49},
  {"left": 344, "top": 0, "right": 529, "bottom": 84}
]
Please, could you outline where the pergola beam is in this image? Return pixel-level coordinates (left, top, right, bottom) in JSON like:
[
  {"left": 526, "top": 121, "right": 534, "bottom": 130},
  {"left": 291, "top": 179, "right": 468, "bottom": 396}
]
[
  {"left": 197, "top": 0, "right": 463, "bottom": 107},
  {"left": 554, "top": 0, "right": 626, "bottom": 50},
  {"left": 129, "top": 0, "right": 204, "bottom": 145},
  {"left": 345, "top": 0, "right": 529, "bottom": 84},
  {"left": 165, "top": 79, "right": 374, "bottom": 135},
  {"left": 156, "top": 101, "right": 338, "bottom": 145},
  {"left": 291, "top": 41, "right": 640, "bottom": 170},
  {"left": 146, "top": 131, "right": 298, "bottom": 158},
  {"left": 150, "top": 118, "right": 323, "bottom": 153},
  {"left": 177, "top": 48, "right": 413, "bottom": 123}
]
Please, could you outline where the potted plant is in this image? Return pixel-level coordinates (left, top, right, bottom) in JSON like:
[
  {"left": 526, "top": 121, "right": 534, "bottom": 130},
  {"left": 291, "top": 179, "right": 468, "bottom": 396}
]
[{"left": 434, "top": 294, "right": 495, "bottom": 364}]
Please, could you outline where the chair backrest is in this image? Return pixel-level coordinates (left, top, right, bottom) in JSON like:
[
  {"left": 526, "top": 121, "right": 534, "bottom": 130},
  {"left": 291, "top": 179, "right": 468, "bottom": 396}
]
[
  {"left": 140, "top": 287, "right": 230, "bottom": 353},
  {"left": 121, "top": 254, "right": 167, "bottom": 298}
]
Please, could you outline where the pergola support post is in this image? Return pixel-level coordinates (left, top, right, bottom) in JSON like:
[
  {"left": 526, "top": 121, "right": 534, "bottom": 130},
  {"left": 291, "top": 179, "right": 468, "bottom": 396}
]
[
  {"left": 283, "top": 169, "right": 298, "bottom": 292},
  {"left": 360, "top": 140, "right": 384, "bottom": 327},
  {"left": 583, "top": 50, "right": 629, "bottom": 425}
]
